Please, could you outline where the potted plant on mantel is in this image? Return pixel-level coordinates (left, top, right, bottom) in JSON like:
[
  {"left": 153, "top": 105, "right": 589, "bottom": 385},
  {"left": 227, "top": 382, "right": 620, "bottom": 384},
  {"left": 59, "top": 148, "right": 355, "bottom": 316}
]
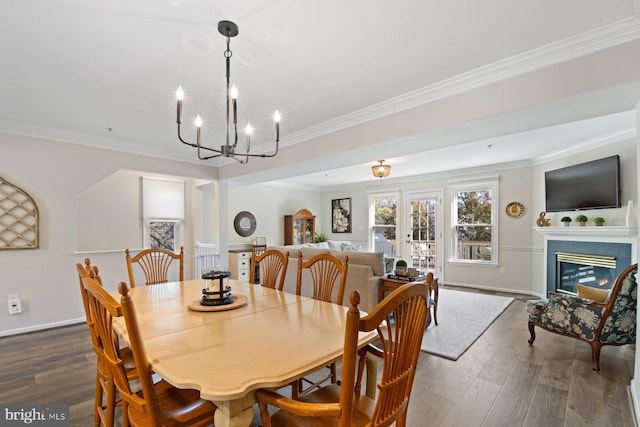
[
  {"left": 560, "top": 216, "right": 572, "bottom": 227},
  {"left": 575, "top": 214, "right": 588, "bottom": 226},
  {"left": 593, "top": 217, "right": 605, "bottom": 226}
]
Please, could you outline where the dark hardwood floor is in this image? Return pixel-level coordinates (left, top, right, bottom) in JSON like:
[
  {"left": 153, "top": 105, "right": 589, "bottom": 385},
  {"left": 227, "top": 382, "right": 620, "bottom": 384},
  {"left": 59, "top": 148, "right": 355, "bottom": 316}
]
[{"left": 0, "top": 287, "right": 636, "bottom": 426}]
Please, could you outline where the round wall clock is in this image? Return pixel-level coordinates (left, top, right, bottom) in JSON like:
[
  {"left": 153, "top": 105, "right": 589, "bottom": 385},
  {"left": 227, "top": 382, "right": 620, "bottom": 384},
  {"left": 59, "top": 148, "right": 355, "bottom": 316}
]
[
  {"left": 233, "top": 211, "right": 256, "bottom": 237},
  {"left": 505, "top": 202, "right": 525, "bottom": 218}
]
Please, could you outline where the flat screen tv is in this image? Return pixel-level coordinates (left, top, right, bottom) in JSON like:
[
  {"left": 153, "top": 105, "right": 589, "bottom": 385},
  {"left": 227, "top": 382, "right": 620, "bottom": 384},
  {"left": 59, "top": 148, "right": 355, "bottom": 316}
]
[{"left": 545, "top": 155, "right": 621, "bottom": 212}]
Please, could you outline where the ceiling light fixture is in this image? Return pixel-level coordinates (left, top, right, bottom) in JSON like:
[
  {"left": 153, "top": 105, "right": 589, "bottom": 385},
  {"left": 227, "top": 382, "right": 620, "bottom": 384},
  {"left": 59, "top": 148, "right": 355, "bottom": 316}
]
[
  {"left": 372, "top": 160, "right": 391, "bottom": 179},
  {"left": 175, "top": 20, "right": 280, "bottom": 164}
]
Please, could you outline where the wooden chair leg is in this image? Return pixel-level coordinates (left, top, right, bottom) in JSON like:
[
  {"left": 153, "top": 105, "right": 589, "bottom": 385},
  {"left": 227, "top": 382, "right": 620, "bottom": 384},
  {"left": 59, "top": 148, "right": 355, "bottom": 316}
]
[
  {"left": 105, "top": 378, "right": 116, "bottom": 427},
  {"left": 527, "top": 322, "right": 536, "bottom": 345},
  {"left": 591, "top": 342, "right": 602, "bottom": 371},
  {"left": 93, "top": 373, "right": 102, "bottom": 427}
]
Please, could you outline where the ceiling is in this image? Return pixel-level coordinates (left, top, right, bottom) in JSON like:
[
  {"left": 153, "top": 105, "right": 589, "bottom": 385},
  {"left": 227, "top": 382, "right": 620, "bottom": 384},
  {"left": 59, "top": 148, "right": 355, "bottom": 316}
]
[{"left": 1, "top": 1, "right": 640, "bottom": 190}]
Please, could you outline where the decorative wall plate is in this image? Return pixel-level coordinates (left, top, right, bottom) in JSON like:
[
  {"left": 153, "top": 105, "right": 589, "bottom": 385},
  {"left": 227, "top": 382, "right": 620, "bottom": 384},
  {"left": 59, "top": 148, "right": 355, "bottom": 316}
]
[
  {"left": 505, "top": 202, "right": 525, "bottom": 218},
  {"left": 234, "top": 211, "right": 256, "bottom": 237}
]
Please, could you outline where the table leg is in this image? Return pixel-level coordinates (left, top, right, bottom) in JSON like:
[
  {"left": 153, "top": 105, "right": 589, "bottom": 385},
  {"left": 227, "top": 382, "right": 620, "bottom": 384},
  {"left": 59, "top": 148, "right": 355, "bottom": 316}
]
[
  {"left": 365, "top": 353, "right": 378, "bottom": 398},
  {"left": 213, "top": 399, "right": 255, "bottom": 427}
]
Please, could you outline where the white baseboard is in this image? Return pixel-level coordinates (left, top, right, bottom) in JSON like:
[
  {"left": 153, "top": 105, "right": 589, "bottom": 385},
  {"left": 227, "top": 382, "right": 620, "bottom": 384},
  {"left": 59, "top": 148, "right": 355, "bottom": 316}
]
[
  {"left": 0, "top": 317, "right": 85, "bottom": 338},
  {"left": 443, "top": 281, "right": 544, "bottom": 298},
  {"left": 630, "top": 381, "right": 640, "bottom": 427}
]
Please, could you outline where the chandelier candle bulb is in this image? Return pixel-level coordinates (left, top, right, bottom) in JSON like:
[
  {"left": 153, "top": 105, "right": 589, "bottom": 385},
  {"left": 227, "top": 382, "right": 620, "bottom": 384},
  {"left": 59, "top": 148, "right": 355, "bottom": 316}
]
[
  {"left": 245, "top": 124, "right": 252, "bottom": 152},
  {"left": 274, "top": 110, "right": 280, "bottom": 142},
  {"left": 230, "top": 85, "right": 238, "bottom": 124},
  {"left": 176, "top": 87, "right": 184, "bottom": 124},
  {"left": 195, "top": 115, "right": 202, "bottom": 144}
]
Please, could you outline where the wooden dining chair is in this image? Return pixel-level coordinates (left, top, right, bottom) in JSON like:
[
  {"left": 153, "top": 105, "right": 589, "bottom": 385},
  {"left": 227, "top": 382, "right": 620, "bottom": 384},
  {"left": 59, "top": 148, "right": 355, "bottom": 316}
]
[
  {"left": 81, "top": 274, "right": 216, "bottom": 427},
  {"left": 294, "top": 253, "right": 349, "bottom": 398},
  {"left": 249, "top": 249, "right": 289, "bottom": 290},
  {"left": 125, "top": 246, "right": 184, "bottom": 287},
  {"left": 77, "top": 258, "right": 137, "bottom": 427},
  {"left": 257, "top": 282, "right": 429, "bottom": 427}
]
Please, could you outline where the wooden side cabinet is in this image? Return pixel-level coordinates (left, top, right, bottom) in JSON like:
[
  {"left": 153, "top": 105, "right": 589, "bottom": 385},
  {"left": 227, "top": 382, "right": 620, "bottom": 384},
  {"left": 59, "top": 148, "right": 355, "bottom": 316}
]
[
  {"left": 284, "top": 209, "right": 316, "bottom": 245},
  {"left": 229, "top": 250, "right": 251, "bottom": 281}
]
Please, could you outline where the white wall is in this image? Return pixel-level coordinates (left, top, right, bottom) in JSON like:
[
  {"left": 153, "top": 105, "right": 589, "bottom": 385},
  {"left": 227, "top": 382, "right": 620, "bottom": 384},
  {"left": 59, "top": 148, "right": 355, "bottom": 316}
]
[
  {"left": 530, "top": 138, "right": 637, "bottom": 296},
  {"left": 1, "top": 132, "right": 635, "bottom": 336},
  {"left": 322, "top": 164, "right": 535, "bottom": 294},
  {"left": 225, "top": 183, "right": 322, "bottom": 250},
  {"left": 0, "top": 133, "right": 217, "bottom": 336},
  {"left": 631, "top": 102, "right": 640, "bottom": 423},
  {"left": 320, "top": 138, "right": 636, "bottom": 295}
]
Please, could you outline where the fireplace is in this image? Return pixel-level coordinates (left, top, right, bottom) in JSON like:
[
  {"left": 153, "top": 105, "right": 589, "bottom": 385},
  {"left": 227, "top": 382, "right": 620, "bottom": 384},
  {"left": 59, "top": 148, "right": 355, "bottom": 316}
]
[
  {"left": 546, "top": 240, "right": 632, "bottom": 296},
  {"left": 555, "top": 251, "right": 617, "bottom": 295}
]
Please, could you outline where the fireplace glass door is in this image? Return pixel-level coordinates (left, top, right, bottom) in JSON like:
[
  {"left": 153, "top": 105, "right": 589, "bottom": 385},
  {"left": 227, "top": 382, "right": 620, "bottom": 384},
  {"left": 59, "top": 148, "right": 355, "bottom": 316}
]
[{"left": 555, "top": 251, "right": 616, "bottom": 295}]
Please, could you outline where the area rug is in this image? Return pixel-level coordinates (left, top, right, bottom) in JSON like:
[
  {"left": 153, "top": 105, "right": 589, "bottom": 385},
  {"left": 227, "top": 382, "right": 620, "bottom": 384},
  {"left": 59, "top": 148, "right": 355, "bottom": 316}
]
[{"left": 421, "top": 288, "right": 513, "bottom": 361}]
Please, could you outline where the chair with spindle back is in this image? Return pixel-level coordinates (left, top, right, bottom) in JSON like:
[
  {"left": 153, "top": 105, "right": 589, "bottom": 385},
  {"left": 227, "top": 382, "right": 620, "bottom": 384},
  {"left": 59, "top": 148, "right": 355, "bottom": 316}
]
[
  {"left": 125, "top": 246, "right": 184, "bottom": 287},
  {"left": 77, "top": 258, "right": 136, "bottom": 427},
  {"left": 249, "top": 249, "right": 289, "bottom": 290},
  {"left": 81, "top": 275, "right": 216, "bottom": 426},
  {"left": 293, "top": 252, "right": 348, "bottom": 398},
  {"left": 257, "top": 282, "right": 429, "bottom": 426}
]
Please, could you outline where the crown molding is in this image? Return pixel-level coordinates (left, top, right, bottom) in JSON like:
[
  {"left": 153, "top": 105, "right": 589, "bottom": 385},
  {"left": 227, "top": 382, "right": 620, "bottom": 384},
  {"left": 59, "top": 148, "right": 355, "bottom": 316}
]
[{"left": 282, "top": 17, "right": 640, "bottom": 148}]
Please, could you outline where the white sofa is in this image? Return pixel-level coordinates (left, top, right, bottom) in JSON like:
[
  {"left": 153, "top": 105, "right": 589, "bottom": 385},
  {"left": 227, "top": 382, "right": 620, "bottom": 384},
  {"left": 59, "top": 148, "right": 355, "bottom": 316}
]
[{"left": 267, "top": 244, "right": 386, "bottom": 313}]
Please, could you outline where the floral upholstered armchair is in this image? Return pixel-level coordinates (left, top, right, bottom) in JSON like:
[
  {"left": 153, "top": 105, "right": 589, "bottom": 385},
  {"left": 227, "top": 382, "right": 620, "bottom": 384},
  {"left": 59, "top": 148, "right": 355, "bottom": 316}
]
[{"left": 526, "top": 263, "right": 637, "bottom": 371}]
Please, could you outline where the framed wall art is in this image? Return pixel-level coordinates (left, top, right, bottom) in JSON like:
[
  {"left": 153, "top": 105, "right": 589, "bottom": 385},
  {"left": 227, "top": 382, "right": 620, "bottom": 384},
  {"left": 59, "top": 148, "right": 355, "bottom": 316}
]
[
  {"left": 144, "top": 219, "right": 180, "bottom": 252},
  {"left": 332, "top": 198, "right": 352, "bottom": 233}
]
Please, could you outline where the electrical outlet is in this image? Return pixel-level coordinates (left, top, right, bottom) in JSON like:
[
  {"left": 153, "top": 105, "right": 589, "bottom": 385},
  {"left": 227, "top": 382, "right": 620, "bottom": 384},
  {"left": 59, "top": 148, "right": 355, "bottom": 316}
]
[
  {"left": 499, "top": 267, "right": 506, "bottom": 275},
  {"left": 8, "top": 294, "right": 22, "bottom": 315}
]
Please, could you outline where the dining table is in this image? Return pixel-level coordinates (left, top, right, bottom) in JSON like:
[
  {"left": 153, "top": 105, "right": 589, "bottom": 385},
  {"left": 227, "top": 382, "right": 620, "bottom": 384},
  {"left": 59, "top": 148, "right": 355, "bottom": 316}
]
[{"left": 111, "top": 278, "right": 378, "bottom": 427}]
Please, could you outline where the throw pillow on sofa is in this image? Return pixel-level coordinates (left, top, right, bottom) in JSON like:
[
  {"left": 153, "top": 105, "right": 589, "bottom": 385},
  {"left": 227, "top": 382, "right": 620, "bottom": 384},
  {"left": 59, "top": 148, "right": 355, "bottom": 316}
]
[{"left": 341, "top": 242, "right": 362, "bottom": 252}]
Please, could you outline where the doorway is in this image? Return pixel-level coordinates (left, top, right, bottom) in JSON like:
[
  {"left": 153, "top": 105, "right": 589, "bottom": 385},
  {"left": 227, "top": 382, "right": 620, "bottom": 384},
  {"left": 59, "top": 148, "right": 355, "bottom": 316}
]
[{"left": 405, "top": 191, "right": 442, "bottom": 275}]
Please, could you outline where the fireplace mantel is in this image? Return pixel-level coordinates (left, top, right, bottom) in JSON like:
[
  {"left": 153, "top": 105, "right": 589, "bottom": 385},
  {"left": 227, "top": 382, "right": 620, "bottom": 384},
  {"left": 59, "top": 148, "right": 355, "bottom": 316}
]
[{"left": 534, "top": 226, "right": 637, "bottom": 237}]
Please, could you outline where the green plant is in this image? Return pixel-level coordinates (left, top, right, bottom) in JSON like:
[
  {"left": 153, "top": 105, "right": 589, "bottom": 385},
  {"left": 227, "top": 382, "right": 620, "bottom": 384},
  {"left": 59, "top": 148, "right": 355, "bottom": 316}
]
[
  {"left": 314, "top": 232, "right": 327, "bottom": 242},
  {"left": 395, "top": 259, "right": 408, "bottom": 268},
  {"left": 575, "top": 214, "right": 588, "bottom": 222},
  {"left": 593, "top": 217, "right": 605, "bottom": 224},
  {"left": 560, "top": 216, "right": 572, "bottom": 222}
]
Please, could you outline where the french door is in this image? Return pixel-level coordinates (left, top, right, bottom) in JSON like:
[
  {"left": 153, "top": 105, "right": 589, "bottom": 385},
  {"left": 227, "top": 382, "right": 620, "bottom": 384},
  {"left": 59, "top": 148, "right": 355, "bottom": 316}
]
[{"left": 405, "top": 191, "right": 442, "bottom": 275}]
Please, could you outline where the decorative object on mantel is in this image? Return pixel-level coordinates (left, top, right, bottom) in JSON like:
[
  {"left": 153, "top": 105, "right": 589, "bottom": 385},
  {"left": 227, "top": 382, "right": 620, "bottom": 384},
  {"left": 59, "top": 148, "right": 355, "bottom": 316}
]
[
  {"left": 506, "top": 201, "right": 525, "bottom": 218},
  {"left": 371, "top": 160, "right": 391, "bottom": 179},
  {"left": 626, "top": 200, "right": 636, "bottom": 226},
  {"left": 592, "top": 217, "right": 605, "bottom": 226},
  {"left": 575, "top": 214, "right": 588, "bottom": 226},
  {"left": 175, "top": 20, "right": 281, "bottom": 164},
  {"left": 560, "top": 216, "right": 572, "bottom": 227},
  {"left": 0, "top": 176, "right": 39, "bottom": 250},
  {"left": 536, "top": 212, "right": 550, "bottom": 227}
]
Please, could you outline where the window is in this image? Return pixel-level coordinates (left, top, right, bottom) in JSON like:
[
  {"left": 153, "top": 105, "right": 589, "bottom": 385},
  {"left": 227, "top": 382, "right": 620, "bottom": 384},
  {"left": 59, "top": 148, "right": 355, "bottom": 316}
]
[
  {"left": 450, "top": 180, "right": 498, "bottom": 263},
  {"left": 368, "top": 194, "right": 398, "bottom": 256},
  {"left": 144, "top": 220, "right": 180, "bottom": 252}
]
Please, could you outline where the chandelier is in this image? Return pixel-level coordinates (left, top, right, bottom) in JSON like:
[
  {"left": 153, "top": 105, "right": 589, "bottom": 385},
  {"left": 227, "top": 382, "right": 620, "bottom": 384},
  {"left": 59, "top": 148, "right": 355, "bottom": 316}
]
[
  {"left": 175, "top": 20, "right": 280, "bottom": 164},
  {"left": 372, "top": 160, "right": 391, "bottom": 178}
]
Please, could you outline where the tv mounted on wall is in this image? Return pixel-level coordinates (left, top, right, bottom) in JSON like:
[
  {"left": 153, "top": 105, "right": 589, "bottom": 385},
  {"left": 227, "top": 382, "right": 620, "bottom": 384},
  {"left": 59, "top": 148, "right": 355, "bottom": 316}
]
[{"left": 545, "top": 155, "right": 621, "bottom": 212}]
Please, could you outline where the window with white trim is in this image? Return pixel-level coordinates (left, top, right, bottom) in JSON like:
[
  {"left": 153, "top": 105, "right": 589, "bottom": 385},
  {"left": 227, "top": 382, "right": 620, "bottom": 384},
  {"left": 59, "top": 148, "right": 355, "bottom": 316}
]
[
  {"left": 450, "top": 180, "right": 498, "bottom": 263},
  {"left": 368, "top": 193, "right": 398, "bottom": 256}
]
